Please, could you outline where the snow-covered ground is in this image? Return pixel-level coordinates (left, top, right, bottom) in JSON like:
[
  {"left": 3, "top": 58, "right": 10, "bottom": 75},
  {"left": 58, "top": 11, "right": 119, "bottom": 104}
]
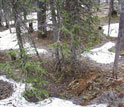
[
  {"left": 103, "top": 23, "right": 119, "bottom": 38},
  {"left": 3, "top": 20, "right": 15, "bottom": 26},
  {"left": 100, "top": 0, "right": 118, "bottom": 3},
  {"left": 82, "top": 42, "right": 115, "bottom": 64},
  {"left": 3, "top": 11, "right": 53, "bottom": 32},
  {"left": 0, "top": 75, "right": 107, "bottom": 107},
  {"left": 0, "top": 13, "right": 48, "bottom": 54},
  {"left": 27, "top": 11, "right": 51, "bottom": 23},
  {"left": 26, "top": 47, "right": 48, "bottom": 55},
  {"left": 30, "top": 11, "right": 53, "bottom": 31},
  {"left": 0, "top": 28, "right": 18, "bottom": 50},
  {"left": 0, "top": 26, "right": 48, "bottom": 55},
  {"left": 22, "top": 11, "right": 52, "bottom": 31}
]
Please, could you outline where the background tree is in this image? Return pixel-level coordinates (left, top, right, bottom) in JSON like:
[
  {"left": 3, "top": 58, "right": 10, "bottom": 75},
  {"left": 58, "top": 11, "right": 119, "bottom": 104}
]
[
  {"left": 113, "top": 0, "right": 124, "bottom": 79},
  {"left": 37, "top": 0, "right": 47, "bottom": 38}
]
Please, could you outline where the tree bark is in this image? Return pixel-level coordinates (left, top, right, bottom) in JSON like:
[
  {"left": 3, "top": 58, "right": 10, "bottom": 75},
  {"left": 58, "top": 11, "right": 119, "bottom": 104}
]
[
  {"left": 113, "top": 0, "right": 124, "bottom": 79},
  {"left": 50, "top": 0, "right": 58, "bottom": 41},
  {"left": 66, "top": 0, "right": 79, "bottom": 74},
  {"left": 12, "top": 0, "right": 24, "bottom": 58},
  {"left": 109, "top": 0, "right": 117, "bottom": 17},
  {"left": 37, "top": 0, "right": 47, "bottom": 38},
  {"left": 0, "top": 15, "right": 2, "bottom": 26}
]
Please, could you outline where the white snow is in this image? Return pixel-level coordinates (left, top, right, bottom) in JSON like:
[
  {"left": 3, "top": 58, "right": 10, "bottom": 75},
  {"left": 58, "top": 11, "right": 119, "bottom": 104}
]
[
  {"left": 0, "top": 28, "right": 19, "bottom": 50},
  {"left": 3, "top": 20, "right": 15, "bottom": 26},
  {"left": 27, "top": 12, "right": 37, "bottom": 20},
  {"left": 3, "top": 11, "right": 53, "bottom": 33},
  {"left": 27, "top": 48, "right": 48, "bottom": 55},
  {"left": 26, "top": 12, "right": 53, "bottom": 31},
  {"left": 82, "top": 42, "right": 115, "bottom": 64},
  {"left": 0, "top": 27, "right": 48, "bottom": 55},
  {"left": 0, "top": 75, "right": 107, "bottom": 107},
  {"left": 103, "top": 23, "right": 119, "bottom": 37},
  {"left": 32, "top": 21, "right": 38, "bottom": 31},
  {"left": 0, "top": 12, "right": 53, "bottom": 53},
  {"left": 85, "top": 104, "right": 107, "bottom": 107},
  {"left": 100, "top": 0, "right": 118, "bottom": 4},
  {"left": 46, "top": 11, "right": 53, "bottom": 25},
  {"left": 26, "top": 13, "right": 121, "bottom": 38}
]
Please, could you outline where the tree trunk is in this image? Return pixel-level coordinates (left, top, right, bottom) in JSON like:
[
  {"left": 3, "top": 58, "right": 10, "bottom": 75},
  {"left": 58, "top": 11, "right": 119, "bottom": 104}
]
[
  {"left": 65, "top": 0, "right": 70, "bottom": 11},
  {"left": 106, "top": 0, "right": 109, "bottom": 4},
  {"left": 23, "top": 10, "right": 27, "bottom": 21},
  {"left": 37, "top": 0, "right": 47, "bottom": 38},
  {"left": 109, "top": 0, "right": 117, "bottom": 17},
  {"left": 66, "top": 0, "right": 79, "bottom": 74},
  {"left": 0, "top": 15, "right": 2, "bottom": 26},
  {"left": 111, "top": 0, "right": 114, "bottom": 11},
  {"left": 98, "top": 0, "right": 100, "bottom": 4},
  {"left": 113, "top": 0, "right": 124, "bottom": 79},
  {"left": 16, "top": 18, "right": 24, "bottom": 58},
  {"left": 50, "top": 0, "right": 58, "bottom": 41},
  {"left": 12, "top": 0, "right": 24, "bottom": 58},
  {"left": 29, "top": 22, "right": 33, "bottom": 33}
]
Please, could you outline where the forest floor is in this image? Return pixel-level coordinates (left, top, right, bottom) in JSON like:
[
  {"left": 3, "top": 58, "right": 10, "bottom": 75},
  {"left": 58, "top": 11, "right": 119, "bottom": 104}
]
[
  {"left": 0, "top": 2, "right": 124, "bottom": 107},
  {"left": 1, "top": 29, "right": 124, "bottom": 107}
]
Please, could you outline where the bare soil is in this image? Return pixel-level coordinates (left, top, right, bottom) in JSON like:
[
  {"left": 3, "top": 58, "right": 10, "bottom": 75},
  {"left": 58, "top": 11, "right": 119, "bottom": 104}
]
[{"left": 0, "top": 80, "right": 13, "bottom": 100}]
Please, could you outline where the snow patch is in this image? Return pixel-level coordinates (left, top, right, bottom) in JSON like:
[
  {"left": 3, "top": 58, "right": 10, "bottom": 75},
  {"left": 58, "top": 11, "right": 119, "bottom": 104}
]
[
  {"left": 82, "top": 42, "right": 115, "bottom": 64},
  {"left": 26, "top": 12, "right": 53, "bottom": 31},
  {"left": 103, "top": 23, "right": 119, "bottom": 37},
  {"left": 0, "top": 27, "right": 48, "bottom": 55},
  {"left": 85, "top": 104, "right": 107, "bottom": 107},
  {"left": 27, "top": 12, "right": 37, "bottom": 20},
  {"left": 3, "top": 20, "right": 15, "bottom": 26},
  {"left": 27, "top": 48, "right": 48, "bottom": 55},
  {"left": 0, "top": 75, "right": 107, "bottom": 107},
  {"left": 0, "top": 28, "right": 19, "bottom": 50}
]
